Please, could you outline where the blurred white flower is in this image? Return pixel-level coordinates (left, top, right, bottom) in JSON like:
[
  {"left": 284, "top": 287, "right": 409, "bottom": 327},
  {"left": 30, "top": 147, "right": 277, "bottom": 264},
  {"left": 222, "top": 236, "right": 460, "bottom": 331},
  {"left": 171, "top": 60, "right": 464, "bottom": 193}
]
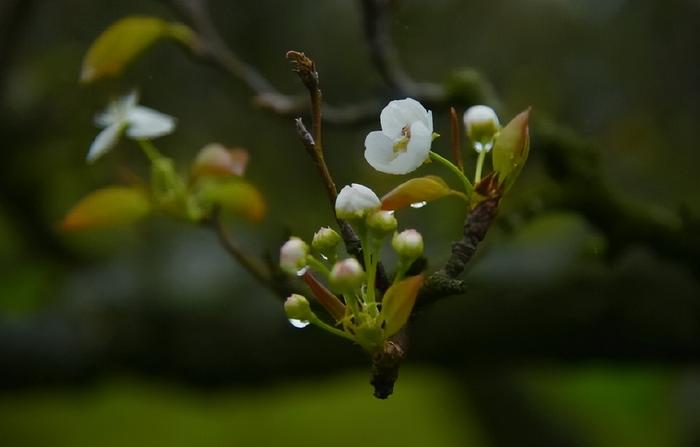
[
  {"left": 87, "top": 91, "right": 176, "bottom": 163},
  {"left": 463, "top": 105, "right": 499, "bottom": 153},
  {"left": 364, "top": 98, "right": 433, "bottom": 174},
  {"left": 335, "top": 183, "right": 381, "bottom": 219}
]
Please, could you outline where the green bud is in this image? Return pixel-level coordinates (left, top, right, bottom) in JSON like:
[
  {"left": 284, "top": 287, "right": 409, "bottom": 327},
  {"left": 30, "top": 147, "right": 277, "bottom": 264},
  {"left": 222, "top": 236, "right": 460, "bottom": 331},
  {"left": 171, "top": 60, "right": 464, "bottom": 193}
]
[
  {"left": 392, "top": 229, "right": 424, "bottom": 261},
  {"left": 284, "top": 294, "right": 313, "bottom": 323},
  {"left": 329, "top": 258, "right": 365, "bottom": 293},
  {"left": 366, "top": 210, "right": 397, "bottom": 235},
  {"left": 311, "top": 226, "right": 341, "bottom": 253}
]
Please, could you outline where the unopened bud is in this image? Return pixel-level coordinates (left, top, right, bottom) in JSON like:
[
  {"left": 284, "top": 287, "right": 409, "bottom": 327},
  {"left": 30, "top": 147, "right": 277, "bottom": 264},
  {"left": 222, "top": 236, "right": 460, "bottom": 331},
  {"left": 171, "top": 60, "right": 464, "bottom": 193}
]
[
  {"left": 366, "top": 210, "right": 397, "bottom": 235},
  {"left": 392, "top": 229, "right": 424, "bottom": 260},
  {"left": 280, "top": 237, "right": 309, "bottom": 275},
  {"left": 335, "top": 183, "right": 381, "bottom": 220},
  {"left": 463, "top": 105, "right": 500, "bottom": 153},
  {"left": 312, "top": 227, "right": 341, "bottom": 253},
  {"left": 329, "top": 258, "right": 365, "bottom": 292},
  {"left": 284, "top": 294, "right": 313, "bottom": 321}
]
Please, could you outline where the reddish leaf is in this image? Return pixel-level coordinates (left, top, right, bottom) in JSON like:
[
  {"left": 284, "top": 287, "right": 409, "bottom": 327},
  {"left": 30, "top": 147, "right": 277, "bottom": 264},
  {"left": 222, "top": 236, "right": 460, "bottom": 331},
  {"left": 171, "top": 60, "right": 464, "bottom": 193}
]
[{"left": 381, "top": 176, "right": 453, "bottom": 211}]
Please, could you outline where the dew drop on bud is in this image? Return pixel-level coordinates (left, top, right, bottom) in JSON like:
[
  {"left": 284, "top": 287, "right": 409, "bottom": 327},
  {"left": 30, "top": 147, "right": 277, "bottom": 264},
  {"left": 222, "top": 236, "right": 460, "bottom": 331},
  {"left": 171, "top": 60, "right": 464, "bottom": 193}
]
[
  {"left": 296, "top": 266, "right": 309, "bottom": 276},
  {"left": 410, "top": 201, "right": 427, "bottom": 209},
  {"left": 288, "top": 318, "right": 310, "bottom": 328}
]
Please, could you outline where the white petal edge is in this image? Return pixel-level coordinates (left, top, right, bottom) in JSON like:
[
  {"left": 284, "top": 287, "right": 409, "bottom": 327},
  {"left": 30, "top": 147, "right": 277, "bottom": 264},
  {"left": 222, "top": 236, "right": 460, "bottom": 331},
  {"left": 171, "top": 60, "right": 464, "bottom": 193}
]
[
  {"left": 395, "top": 98, "right": 430, "bottom": 126},
  {"left": 364, "top": 131, "right": 396, "bottom": 168},
  {"left": 125, "top": 106, "right": 176, "bottom": 139},
  {"left": 86, "top": 123, "right": 123, "bottom": 163}
]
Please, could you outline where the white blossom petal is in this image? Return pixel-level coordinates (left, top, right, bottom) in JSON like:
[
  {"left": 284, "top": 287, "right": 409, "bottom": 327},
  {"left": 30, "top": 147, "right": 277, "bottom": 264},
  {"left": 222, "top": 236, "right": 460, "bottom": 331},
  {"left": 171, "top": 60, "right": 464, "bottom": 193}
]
[
  {"left": 364, "top": 130, "right": 395, "bottom": 166},
  {"left": 380, "top": 101, "right": 408, "bottom": 137},
  {"left": 406, "top": 120, "right": 432, "bottom": 161},
  {"left": 86, "top": 123, "right": 124, "bottom": 163},
  {"left": 94, "top": 108, "right": 118, "bottom": 128},
  {"left": 395, "top": 98, "right": 430, "bottom": 126},
  {"left": 125, "top": 106, "right": 176, "bottom": 139}
]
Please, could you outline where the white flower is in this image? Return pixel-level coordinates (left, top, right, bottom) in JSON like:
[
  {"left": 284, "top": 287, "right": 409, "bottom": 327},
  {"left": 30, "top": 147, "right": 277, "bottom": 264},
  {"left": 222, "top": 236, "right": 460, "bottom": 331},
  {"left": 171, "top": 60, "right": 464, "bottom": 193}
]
[
  {"left": 280, "top": 237, "right": 309, "bottom": 275},
  {"left": 87, "top": 91, "right": 176, "bottom": 163},
  {"left": 335, "top": 183, "right": 381, "bottom": 220},
  {"left": 463, "top": 105, "right": 500, "bottom": 153},
  {"left": 364, "top": 98, "right": 434, "bottom": 174}
]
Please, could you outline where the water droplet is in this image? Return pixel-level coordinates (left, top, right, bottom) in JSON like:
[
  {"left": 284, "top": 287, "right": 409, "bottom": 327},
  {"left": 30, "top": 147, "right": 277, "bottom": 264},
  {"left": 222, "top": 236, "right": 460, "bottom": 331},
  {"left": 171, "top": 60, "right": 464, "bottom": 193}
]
[
  {"left": 320, "top": 254, "right": 329, "bottom": 261},
  {"left": 474, "top": 142, "right": 485, "bottom": 153},
  {"left": 296, "top": 266, "right": 309, "bottom": 276},
  {"left": 288, "top": 318, "right": 310, "bottom": 328},
  {"left": 410, "top": 201, "right": 427, "bottom": 209}
]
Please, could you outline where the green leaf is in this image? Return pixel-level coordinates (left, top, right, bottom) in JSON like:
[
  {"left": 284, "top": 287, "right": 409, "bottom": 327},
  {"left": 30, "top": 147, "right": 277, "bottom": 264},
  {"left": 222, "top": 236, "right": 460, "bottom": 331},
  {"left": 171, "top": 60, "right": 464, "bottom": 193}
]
[
  {"left": 196, "top": 179, "right": 266, "bottom": 221},
  {"left": 81, "top": 16, "right": 195, "bottom": 83},
  {"left": 381, "top": 274, "right": 424, "bottom": 338},
  {"left": 381, "top": 176, "right": 457, "bottom": 211},
  {"left": 61, "top": 186, "right": 151, "bottom": 232},
  {"left": 492, "top": 108, "right": 531, "bottom": 191}
]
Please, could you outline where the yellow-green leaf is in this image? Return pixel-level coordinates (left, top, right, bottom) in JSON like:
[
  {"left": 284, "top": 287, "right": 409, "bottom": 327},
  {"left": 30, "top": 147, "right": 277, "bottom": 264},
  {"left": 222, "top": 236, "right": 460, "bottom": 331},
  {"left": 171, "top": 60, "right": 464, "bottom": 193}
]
[
  {"left": 196, "top": 179, "right": 266, "bottom": 221},
  {"left": 492, "top": 108, "right": 531, "bottom": 191},
  {"left": 61, "top": 186, "right": 151, "bottom": 232},
  {"left": 381, "top": 274, "right": 424, "bottom": 338},
  {"left": 381, "top": 176, "right": 455, "bottom": 211},
  {"left": 81, "top": 16, "right": 194, "bottom": 83}
]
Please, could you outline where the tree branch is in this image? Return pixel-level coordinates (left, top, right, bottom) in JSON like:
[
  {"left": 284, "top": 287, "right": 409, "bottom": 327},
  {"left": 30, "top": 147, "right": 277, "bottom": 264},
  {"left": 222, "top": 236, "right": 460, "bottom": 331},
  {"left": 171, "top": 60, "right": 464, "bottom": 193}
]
[
  {"left": 358, "top": 0, "right": 443, "bottom": 101},
  {"left": 208, "top": 211, "right": 295, "bottom": 298},
  {"left": 288, "top": 51, "right": 390, "bottom": 291}
]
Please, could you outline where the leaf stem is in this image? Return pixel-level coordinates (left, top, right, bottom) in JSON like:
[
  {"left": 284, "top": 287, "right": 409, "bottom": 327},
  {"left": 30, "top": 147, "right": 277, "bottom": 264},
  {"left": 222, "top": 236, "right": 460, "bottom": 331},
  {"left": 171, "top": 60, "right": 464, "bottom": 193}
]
[
  {"left": 474, "top": 149, "right": 486, "bottom": 184},
  {"left": 137, "top": 139, "right": 163, "bottom": 162},
  {"left": 429, "top": 151, "right": 473, "bottom": 197},
  {"left": 310, "top": 315, "right": 356, "bottom": 342}
]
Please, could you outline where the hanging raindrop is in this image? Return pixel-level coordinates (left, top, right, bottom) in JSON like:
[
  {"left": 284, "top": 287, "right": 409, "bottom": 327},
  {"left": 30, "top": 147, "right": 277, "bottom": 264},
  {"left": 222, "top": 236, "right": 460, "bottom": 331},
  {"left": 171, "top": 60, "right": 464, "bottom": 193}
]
[{"left": 288, "top": 318, "right": 310, "bottom": 328}]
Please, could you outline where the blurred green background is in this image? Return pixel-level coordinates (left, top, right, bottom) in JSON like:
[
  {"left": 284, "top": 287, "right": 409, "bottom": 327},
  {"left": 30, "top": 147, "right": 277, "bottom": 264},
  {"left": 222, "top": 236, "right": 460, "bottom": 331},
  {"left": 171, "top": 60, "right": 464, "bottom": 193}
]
[{"left": 0, "top": 0, "right": 699, "bottom": 446}]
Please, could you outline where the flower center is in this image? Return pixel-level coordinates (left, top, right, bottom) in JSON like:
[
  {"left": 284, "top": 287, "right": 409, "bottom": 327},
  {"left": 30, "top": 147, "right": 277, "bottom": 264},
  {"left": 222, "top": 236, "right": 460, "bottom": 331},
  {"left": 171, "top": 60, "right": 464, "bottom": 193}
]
[{"left": 392, "top": 125, "right": 412, "bottom": 154}]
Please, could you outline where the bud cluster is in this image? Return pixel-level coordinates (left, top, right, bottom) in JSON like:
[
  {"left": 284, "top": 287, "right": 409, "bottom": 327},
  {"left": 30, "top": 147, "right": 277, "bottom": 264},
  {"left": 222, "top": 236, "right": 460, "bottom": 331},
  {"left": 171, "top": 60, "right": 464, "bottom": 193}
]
[{"left": 277, "top": 183, "right": 425, "bottom": 354}]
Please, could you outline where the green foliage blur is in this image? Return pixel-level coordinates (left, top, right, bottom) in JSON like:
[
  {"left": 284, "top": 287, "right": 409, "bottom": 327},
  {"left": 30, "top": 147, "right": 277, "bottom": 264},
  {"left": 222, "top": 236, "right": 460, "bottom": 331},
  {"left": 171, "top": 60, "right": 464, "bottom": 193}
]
[{"left": 0, "top": 0, "right": 698, "bottom": 446}]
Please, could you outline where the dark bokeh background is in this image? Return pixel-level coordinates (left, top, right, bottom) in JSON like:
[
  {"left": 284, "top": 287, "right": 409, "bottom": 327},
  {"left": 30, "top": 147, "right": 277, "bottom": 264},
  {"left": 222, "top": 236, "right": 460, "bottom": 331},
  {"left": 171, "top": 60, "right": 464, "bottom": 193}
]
[{"left": 0, "top": 0, "right": 699, "bottom": 446}]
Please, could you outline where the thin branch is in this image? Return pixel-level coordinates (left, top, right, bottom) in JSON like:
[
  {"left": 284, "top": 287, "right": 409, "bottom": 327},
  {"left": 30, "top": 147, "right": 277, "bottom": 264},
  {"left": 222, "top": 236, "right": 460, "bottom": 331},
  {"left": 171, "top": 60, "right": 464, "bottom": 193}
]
[
  {"left": 167, "top": 0, "right": 451, "bottom": 125},
  {"left": 358, "top": 0, "right": 443, "bottom": 101},
  {"left": 208, "top": 211, "right": 287, "bottom": 297}
]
